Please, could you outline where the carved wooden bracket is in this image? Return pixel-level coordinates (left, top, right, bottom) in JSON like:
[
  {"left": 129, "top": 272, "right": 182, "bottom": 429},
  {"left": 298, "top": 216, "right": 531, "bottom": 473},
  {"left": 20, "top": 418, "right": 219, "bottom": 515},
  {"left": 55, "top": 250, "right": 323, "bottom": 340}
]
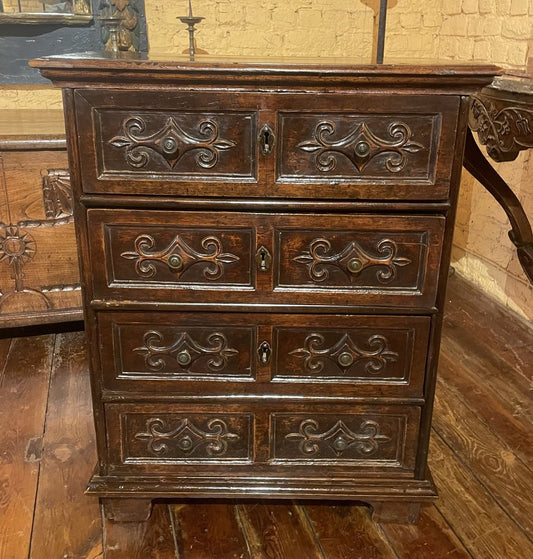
[{"left": 467, "top": 76, "right": 533, "bottom": 284}]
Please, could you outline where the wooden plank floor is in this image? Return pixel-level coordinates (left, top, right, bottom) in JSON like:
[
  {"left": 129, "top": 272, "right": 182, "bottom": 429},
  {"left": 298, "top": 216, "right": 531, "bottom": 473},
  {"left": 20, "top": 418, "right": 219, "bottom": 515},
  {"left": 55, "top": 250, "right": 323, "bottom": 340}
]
[{"left": 0, "top": 275, "right": 531, "bottom": 559}]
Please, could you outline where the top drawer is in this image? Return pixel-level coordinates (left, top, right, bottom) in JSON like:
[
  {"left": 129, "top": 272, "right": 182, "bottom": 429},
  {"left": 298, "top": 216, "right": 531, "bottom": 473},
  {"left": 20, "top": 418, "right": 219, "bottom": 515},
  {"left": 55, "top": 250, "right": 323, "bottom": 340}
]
[{"left": 74, "top": 89, "right": 461, "bottom": 201}]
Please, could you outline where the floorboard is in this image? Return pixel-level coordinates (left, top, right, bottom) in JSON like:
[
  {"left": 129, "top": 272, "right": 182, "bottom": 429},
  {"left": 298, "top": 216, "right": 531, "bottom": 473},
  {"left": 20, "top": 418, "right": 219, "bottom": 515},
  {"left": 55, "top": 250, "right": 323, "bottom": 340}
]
[
  {"left": 0, "top": 335, "right": 55, "bottom": 559},
  {"left": 29, "top": 332, "right": 102, "bottom": 559},
  {"left": 0, "top": 275, "right": 531, "bottom": 558},
  {"left": 429, "top": 433, "right": 533, "bottom": 558},
  {"left": 172, "top": 501, "right": 251, "bottom": 559}
]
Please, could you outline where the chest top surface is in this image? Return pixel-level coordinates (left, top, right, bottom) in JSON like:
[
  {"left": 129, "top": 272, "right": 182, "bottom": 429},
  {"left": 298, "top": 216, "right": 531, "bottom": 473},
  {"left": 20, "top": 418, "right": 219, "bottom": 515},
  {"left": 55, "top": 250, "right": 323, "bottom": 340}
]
[{"left": 30, "top": 52, "right": 499, "bottom": 91}]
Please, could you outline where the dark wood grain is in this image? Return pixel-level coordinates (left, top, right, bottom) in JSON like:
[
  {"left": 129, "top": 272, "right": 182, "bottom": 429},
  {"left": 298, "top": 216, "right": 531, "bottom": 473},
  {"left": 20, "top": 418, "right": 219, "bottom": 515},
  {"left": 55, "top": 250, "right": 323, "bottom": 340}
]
[
  {"left": 0, "top": 272, "right": 531, "bottom": 556},
  {"left": 237, "top": 502, "right": 324, "bottom": 559},
  {"left": 0, "top": 335, "right": 55, "bottom": 559},
  {"left": 304, "top": 503, "right": 398, "bottom": 559},
  {"left": 382, "top": 505, "right": 472, "bottom": 559},
  {"left": 172, "top": 502, "right": 251, "bottom": 559},
  {"left": 30, "top": 332, "right": 102, "bottom": 559},
  {"left": 29, "top": 55, "right": 498, "bottom": 525},
  {"left": 103, "top": 503, "right": 177, "bottom": 559}
]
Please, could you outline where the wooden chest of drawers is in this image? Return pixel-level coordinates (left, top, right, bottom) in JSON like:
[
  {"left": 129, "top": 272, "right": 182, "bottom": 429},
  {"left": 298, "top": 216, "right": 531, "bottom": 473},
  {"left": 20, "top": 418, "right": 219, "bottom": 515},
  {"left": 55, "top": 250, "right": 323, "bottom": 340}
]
[{"left": 33, "top": 55, "right": 497, "bottom": 524}]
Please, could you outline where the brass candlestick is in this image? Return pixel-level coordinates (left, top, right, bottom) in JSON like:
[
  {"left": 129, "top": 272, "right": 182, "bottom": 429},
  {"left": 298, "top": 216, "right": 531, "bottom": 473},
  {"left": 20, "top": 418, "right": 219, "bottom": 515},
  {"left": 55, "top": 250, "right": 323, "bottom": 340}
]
[
  {"left": 98, "top": 15, "right": 123, "bottom": 55},
  {"left": 179, "top": 0, "right": 204, "bottom": 61}
]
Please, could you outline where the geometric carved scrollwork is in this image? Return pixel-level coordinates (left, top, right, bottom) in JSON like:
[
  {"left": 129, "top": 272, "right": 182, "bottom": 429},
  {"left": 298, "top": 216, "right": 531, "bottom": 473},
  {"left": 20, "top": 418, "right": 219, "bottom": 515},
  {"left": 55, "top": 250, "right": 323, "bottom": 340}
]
[
  {"left": 297, "top": 121, "right": 424, "bottom": 173},
  {"left": 120, "top": 233, "right": 240, "bottom": 280},
  {"left": 134, "top": 417, "right": 240, "bottom": 457},
  {"left": 134, "top": 330, "right": 239, "bottom": 373},
  {"left": 289, "top": 333, "right": 398, "bottom": 375},
  {"left": 293, "top": 238, "right": 411, "bottom": 284},
  {"left": 285, "top": 419, "right": 392, "bottom": 457},
  {"left": 109, "top": 116, "right": 237, "bottom": 170}
]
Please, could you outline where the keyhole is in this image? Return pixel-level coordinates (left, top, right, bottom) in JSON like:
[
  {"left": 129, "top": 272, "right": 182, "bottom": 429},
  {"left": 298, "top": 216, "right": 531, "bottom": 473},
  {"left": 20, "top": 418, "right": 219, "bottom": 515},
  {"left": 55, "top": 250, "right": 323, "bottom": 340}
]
[
  {"left": 263, "top": 129, "right": 271, "bottom": 151},
  {"left": 260, "top": 249, "right": 267, "bottom": 271},
  {"left": 260, "top": 124, "right": 275, "bottom": 155},
  {"left": 258, "top": 341, "right": 272, "bottom": 365}
]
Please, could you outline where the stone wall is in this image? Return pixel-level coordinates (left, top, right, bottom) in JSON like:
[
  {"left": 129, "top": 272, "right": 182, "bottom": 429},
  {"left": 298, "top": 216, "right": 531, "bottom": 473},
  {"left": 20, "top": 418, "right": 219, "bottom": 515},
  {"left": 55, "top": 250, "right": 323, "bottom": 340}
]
[{"left": 1, "top": 0, "right": 531, "bottom": 318}]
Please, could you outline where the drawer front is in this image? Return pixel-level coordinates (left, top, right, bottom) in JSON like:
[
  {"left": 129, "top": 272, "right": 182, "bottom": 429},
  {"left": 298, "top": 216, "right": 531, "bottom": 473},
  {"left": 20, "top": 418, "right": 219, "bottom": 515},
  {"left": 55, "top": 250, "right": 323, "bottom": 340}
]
[
  {"left": 98, "top": 312, "right": 430, "bottom": 398},
  {"left": 276, "top": 94, "right": 458, "bottom": 201},
  {"left": 75, "top": 90, "right": 460, "bottom": 201},
  {"left": 88, "top": 210, "right": 254, "bottom": 296},
  {"left": 106, "top": 402, "right": 420, "bottom": 474},
  {"left": 75, "top": 90, "right": 259, "bottom": 193},
  {"left": 271, "top": 406, "right": 420, "bottom": 467},
  {"left": 88, "top": 210, "right": 445, "bottom": 309},
  {"left": 107, "top": 405, "right": 254, "bottom": 465}
]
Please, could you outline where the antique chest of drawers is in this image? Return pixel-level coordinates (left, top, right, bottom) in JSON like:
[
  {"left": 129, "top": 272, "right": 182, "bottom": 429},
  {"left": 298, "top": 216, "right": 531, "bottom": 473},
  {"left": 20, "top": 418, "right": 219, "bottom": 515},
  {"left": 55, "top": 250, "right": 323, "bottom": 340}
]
[{"left": 32, "top": 55, "right": 497, "bottom": 524}]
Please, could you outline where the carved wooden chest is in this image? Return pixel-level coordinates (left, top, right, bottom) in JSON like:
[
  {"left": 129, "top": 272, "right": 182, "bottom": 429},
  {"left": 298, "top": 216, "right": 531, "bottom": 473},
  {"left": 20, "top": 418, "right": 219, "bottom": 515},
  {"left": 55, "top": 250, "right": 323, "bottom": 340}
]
[
  {"left": 0, "top": 110, "right": 82, "bottom": 328},
  {"left": 32, "top": 56, "right": 497, "bottom": 524}
]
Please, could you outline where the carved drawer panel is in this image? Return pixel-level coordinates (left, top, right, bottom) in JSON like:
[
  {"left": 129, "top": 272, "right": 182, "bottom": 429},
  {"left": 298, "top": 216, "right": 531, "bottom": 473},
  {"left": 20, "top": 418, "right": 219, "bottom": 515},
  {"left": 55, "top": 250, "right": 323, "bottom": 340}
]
[
  {"left": 271, "top": 405, "right": 420, "bottom": 469},
  {"left": 105, "top": 402, "right": 419, "bottom": 475},
  {"left": 74, "top": 90, "right": 461, "bottom": 201},
  {"left": 87, "top": 209, "right": 254, "bottom": 298},
  {"left": 88, "top": 210, "right": 444, "bottom": 309},
  {"left": 274, "top": 214, "right": 445, "bottom": 308},
  {"left": 275, "top": 94, "right": 460, "bottom": 201},
  {"left": 100, "top": 312, "right": 255, "bottom": 384},
  {"left": 273, "top": 315, "right": 430, "bottom": 394},
  {"left": 106, "top": 404, "right": 253, "bottom": 467},
  {"left": 74, "top": 90, "right": 258, "bottom": 194},
  {"left": 98, "top": 311, "right": 429, "bottom": 398}
]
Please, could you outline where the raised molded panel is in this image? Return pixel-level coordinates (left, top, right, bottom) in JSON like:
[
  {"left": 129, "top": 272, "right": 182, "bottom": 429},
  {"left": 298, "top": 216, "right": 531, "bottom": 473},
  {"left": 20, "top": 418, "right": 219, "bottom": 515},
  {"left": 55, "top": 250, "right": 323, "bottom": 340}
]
[
  {"left": 271, "top": 407, "right": 420, "bottom": 469},
  {"left": 274, "top": 317, "right": 430, "bottom": 386},
  {"left": 113, "top": 408, "right": 254, "bottom": 464},
  {"left": 87, "top": 209, "right": 255, "bottom": 292},
  {"left": 97, "top": 109, "right": 256, "bottom": 179},
  {"left": 274, "top": 216, "right": 445, "bottom": 301},
  {"left": 113, "top": 321, "right": 255, "bottom": 381},
  {"left": 279, "top": 112, "right": 439, "bottom": 182}
]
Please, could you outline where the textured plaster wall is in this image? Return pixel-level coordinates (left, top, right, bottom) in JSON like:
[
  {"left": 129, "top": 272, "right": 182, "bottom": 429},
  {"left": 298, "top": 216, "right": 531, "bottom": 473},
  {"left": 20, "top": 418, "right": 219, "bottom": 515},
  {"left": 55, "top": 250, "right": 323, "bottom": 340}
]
[{"left": 1, "top": 0, "right": 531, "bottom": 318}]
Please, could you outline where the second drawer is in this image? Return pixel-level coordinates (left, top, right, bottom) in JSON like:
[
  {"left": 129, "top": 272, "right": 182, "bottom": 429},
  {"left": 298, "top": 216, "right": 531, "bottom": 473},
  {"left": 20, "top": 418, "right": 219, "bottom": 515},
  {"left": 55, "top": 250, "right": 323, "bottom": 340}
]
[{"left": 98, "top": 311, "right": 431, "bottom": 398}]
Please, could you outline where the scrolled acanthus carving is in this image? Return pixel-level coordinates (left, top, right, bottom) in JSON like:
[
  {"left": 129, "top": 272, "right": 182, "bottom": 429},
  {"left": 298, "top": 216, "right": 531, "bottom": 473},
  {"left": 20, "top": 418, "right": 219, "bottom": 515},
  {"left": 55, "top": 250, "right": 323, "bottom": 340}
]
[
  {"left": 121, "top": 233, "right": 240, "bottom": 280},
  {"left": 469, "top": 95, "right": 533, "bottom": 162},
  {"left": 293, "top": 237, "right": 411, "bottom": 284},
  {"left": 297, "top": 120, "right": 424, "bottom": 173},
  {"left": 109, "top": 116, "right": 237, "bottom": 170}
]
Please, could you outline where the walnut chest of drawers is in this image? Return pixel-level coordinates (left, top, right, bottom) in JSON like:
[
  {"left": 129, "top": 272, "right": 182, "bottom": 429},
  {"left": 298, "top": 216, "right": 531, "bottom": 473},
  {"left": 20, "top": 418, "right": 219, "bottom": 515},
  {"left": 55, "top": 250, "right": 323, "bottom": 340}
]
[{"left": 33, "top": 55, "right": 497, "bottom": 524}]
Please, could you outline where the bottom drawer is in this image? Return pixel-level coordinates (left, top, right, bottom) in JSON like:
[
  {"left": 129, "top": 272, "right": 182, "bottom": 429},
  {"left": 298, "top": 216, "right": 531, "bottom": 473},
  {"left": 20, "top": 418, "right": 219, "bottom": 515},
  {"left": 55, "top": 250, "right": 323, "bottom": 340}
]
[{"left": 105, "top": 402, "right": 421, "bottom": 475}]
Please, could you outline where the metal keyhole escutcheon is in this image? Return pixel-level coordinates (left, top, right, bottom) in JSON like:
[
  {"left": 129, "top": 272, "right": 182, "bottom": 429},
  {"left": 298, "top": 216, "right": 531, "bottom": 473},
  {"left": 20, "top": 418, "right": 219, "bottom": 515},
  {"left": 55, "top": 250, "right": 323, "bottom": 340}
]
[
  {"left": 259, "top": 124, "right": 276, "bottom": 155},
  {"left": 258, "top": 341, "right": 272, "bottom": 365},
  {"left": 256, "top": 246, "right": 272, "bottom": 271}
]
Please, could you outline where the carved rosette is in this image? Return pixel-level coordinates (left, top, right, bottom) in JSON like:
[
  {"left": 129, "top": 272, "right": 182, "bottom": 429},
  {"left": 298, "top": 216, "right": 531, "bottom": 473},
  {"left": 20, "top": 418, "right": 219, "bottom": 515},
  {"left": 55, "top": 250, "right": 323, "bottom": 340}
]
[
  {"left": 289, "top": 333, "right": 399, "bottom": 375},
  {"left": 0, "top": 226, "right": 36, "bottom": 289},
  {"left": 293, "top": 238, "right": 411, "bottom": 284},
  {"left": 297, "top": 120, "right": 424, "bottom": 173},
  {"left": 134, "top": 330, "right": 239, "bottom": 372},
  {"left": 109, "top": 116, "right": 237, "bottom": 170},
  {"left": 135, "top": 417, "right": 240, "bottom": 457},
  {"left": 121, "top": 233, "right": 240, "bottom": 280},
  {"left": 469, "top": 95, "right": 533, "bottom": 162},
  {"left": 285, "top": 419, "right": 392, "bottom": 457}
]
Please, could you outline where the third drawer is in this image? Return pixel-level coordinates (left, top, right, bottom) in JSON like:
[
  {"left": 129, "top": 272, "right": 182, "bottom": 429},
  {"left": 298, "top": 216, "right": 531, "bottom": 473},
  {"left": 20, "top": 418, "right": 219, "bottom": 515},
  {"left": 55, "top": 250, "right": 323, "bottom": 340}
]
[{"left": 98, "top": 311, "right": 431, "bottom": 398}]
